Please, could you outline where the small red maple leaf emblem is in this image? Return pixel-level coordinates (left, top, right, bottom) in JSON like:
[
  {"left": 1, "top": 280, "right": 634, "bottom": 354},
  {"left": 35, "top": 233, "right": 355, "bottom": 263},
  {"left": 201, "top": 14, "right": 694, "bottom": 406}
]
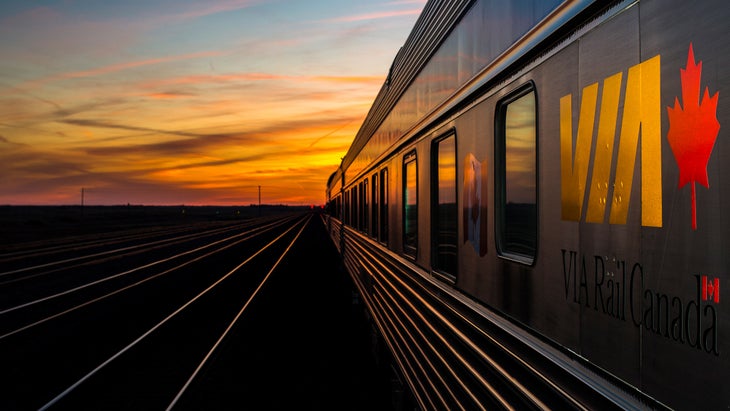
[{"left": 667, "top": 43, "right": 720, "bottom": 230}]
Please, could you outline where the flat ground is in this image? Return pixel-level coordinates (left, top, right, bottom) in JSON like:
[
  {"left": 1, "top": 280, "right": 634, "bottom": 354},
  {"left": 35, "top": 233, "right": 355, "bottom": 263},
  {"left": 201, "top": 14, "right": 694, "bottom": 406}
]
[
  {"left": 0, "top": 206, "right": 400, "bottom": 410},
  {"left": 0, "top": 205, "right": 304, "bottom": 246}
]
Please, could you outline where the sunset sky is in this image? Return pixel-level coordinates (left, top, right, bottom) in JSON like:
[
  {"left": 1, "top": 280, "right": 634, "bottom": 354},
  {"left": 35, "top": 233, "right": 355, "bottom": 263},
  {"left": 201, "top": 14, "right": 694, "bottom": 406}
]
[{"left": 0, "top": 0, "right": 425, "bottom": 206}]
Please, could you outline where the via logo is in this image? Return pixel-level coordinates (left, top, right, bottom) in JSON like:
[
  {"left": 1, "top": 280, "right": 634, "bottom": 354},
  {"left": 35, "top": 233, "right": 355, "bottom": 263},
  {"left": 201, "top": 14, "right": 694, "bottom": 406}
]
[
  {"left": 560, "top": 43, "right": 720, "bottom": 230},
  {"left": 559, "top": 55, "right": 662, "bottom": 227}
]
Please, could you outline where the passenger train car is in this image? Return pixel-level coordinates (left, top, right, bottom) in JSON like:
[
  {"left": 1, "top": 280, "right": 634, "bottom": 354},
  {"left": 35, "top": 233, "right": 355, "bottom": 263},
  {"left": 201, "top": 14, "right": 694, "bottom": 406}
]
[{"left": 325, "top": 0, "right": 729, "bottom": 409}]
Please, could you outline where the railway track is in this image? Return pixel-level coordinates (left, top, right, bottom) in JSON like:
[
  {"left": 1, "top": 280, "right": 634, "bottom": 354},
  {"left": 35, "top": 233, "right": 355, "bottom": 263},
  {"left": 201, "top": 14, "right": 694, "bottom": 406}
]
[{"left": 1, "top": 212, "right": 318, "bottom": 410}]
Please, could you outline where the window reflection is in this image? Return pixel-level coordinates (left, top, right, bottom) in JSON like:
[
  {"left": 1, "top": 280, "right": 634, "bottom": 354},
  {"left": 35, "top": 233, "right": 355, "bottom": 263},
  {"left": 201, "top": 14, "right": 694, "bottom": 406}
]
[
  {"left": 434, "top": 135, "right": 457, "bottom": 277},
  {"left": 403, "top": 153, "right": 418, "bottom": 256},
  {"left": 346, "top": 189, "right": 351, "bottom": 226},
  {"left": 362, "top": 180, "right": 368, "bottom": 233},
  {"left": 372, "top": 173, "right": 379, "bottom": 239},
  {"left": 380, "top": 168, "right": 389, "bottom": 244},
  {"left": 505, "top": 92, "right": 537, "bottom": 206},
  {"left": 498, "top": 88, "right": 537, "bottom": 263}
]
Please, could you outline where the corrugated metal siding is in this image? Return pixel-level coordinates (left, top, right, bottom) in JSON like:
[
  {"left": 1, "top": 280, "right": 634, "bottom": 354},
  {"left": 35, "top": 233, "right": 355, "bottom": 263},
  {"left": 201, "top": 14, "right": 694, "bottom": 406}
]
[{"left": 341, "top": 0, "right": 474, "bottom": 173}]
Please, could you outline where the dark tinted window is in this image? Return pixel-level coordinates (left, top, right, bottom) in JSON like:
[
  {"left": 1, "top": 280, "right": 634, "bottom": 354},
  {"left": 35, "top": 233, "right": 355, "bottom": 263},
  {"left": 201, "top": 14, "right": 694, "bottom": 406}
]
[
  {"left": 496, "top": 86, "right": 537, "bottom": 264},
  {"left": 362, "top": 180, "right": 368, "bottom": 232},
  {"left": 403, "top": 152, "right": 418, "bottom": 257},
  {"left": 351, "top": 188, "right": 355, "bottom": 227},
  {"left": 344, "top": 190, "right": 350, "bottom": 224},
  {"left": 432, "top": 134, "right": 457, "bottom": 277},
  {"left": 380, "top": 168, "right": 389, "bottom": 244},
  {"left": 372, "top": 173, "right": 379, "bottom": 239}
]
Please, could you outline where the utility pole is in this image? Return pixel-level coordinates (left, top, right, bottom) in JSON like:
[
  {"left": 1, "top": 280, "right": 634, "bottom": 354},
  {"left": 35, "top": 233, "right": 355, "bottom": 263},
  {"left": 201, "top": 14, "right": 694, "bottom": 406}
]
[
  {"left": 81, "top": 187, "right": 85, "bottom": 217},
  {"left": 258, "top": 185, "right": 261, "bottom": 217}
]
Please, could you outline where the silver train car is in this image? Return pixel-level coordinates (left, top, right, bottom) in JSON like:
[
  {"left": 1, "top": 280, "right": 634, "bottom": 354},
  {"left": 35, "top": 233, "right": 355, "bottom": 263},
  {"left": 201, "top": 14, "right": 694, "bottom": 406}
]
[{"left": 325, "top": 0, "right": 729, "bottom": 409}]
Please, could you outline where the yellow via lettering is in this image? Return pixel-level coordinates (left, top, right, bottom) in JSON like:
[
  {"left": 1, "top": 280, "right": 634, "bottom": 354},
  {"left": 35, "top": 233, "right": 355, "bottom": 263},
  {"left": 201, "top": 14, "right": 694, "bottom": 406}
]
[{"left": 560, "top": 55, "right": 662, "bottom": 227}]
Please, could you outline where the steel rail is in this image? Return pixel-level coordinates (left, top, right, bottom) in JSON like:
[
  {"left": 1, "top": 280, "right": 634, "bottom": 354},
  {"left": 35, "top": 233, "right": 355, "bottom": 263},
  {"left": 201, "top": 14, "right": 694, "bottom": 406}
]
[
  {"left": 38, "top": 213, "right": 308, "bottom": 411},
  {"left": 0, "top": 218, "right": 272, "bottom": 279},
  {"left": 166, "top": 214, "right": 312, "bottom": 409},
  {"left": 0, "top": 214, "right": 297, "bottom": 316},
  {"left": 0, "top": 214, "right": 300, "bottom": 341},
  {"left": 0, "top": 220, "right": 241, "bottom": 261}
]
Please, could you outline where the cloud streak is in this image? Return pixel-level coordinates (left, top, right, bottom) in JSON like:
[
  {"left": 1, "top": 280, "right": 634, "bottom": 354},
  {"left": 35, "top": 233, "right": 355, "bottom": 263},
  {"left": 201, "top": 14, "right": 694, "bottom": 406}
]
[
  {"left": 326, "top": 8, "right": 423, "bottom": 23},
  {"left": 59, "top": 118, "right": 213, "bottom": 139},
  {"left": 70, "top": 114, "right": 356, "bottom": 158},
  {"left": 62, "top": 51, "right": 224, "bottom": 79},
  {"left": 0, "top": 0, "right": 425, "bottom": 205},
  {"left": 163, "top": 0, "right": 263, "bottom": 24},
  {"left": 15, "top": 51, "right": 225, "bottom": 92},
  {"left": 140, "top": 72, "right": 384, "bottom": 88}
]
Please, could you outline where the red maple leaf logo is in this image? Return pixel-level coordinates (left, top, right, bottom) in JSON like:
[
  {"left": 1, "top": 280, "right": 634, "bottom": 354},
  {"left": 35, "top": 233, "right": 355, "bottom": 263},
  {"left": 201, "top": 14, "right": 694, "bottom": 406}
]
[{"left": 667, "top": 43, "right": 720, "bottom": 230}]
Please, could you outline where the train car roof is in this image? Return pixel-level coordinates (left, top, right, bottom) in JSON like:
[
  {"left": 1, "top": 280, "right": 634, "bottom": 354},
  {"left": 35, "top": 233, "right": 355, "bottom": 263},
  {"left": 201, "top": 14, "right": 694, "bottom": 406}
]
[
  {"left": 334, "top": 0, "right": 605, "bottom": 182},
  {"left": 338, "top": 0, "right": 472, "bottom": 174}
]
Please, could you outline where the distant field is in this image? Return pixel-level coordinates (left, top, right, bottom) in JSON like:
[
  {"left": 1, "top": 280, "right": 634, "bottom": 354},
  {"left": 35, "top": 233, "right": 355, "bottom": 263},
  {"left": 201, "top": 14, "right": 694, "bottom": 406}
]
[{"left": 0, "top": 205, "right": 310, "bottom": 246}]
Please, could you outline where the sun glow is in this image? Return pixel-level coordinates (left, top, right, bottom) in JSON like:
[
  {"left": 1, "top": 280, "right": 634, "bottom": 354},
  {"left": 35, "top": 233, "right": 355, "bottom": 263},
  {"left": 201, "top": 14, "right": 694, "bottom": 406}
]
[{"left": 0, "top": 0, "right": 425, "bottom": 206}]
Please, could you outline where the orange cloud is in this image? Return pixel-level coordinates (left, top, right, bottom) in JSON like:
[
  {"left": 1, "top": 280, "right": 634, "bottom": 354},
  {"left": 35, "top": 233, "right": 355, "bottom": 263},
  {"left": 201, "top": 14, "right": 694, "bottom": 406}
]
[
  {"left": 146, "top": 92, "right": 195, "bottom": 100},
  {"left": 0, "top": 0, "right": 429, "bottom": 207},
  {"left": 140, "top": 72, "right": 383, "bottom": 89}
]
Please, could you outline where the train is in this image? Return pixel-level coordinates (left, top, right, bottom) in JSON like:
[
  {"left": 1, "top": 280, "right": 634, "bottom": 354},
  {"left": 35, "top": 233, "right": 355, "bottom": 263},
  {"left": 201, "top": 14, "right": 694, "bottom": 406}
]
[{"left": 324, "top": 0, "right": 729, "bottom": 409}]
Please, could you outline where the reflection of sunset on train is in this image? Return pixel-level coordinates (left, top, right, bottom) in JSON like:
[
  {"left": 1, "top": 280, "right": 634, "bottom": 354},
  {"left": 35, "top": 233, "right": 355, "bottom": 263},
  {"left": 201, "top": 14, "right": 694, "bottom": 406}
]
[{"left": 0, "top": 1, "right": 425, "bottom": 205}]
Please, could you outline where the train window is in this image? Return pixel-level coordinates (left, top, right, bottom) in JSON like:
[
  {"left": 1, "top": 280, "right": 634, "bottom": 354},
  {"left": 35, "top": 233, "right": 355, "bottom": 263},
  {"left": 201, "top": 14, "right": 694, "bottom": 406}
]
[
  {"left": 355, "top": 183, "right": 362, "bottom": 230},
  {"left": 348, "top": 188, "right": 352, "bottom": 226},
  {"left": 358, "top": 183, "right": 363, "bottom": 231},
  {"left": 495, "top": 84, "right": 537, "bottom": 265},
  {"left": 380, "top": 168, "right": 389, "bottom": 244},
  {"left": 432, "top": 133, "right": 457, "bottom": 279},
  {"left": 345, "top": 189, "right": 350, "bottom": 225},
  {"left": 362, "top": 179, "right": 368, "bottom": 233},
  {"left": 403, "top": 152, "right": 418, "bottom": 257},
  {"left": 350, "top": 186, "right": 355, "bottom": 227},
  {"left": 350, "top": 188, "right": 355, "bottom": 227},
  {"left": 372, "top": 173, "right": 379, "bottom": 239},
  {"left": 496, "top": 84, "right": 537, "bottom": 265}
]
